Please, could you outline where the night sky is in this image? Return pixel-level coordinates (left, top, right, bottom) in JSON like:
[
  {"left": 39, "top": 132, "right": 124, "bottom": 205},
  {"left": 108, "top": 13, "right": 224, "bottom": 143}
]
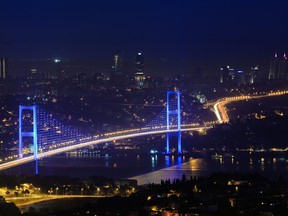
[{"left": 1, "top": 0, "right": 288, "bottom": 76}]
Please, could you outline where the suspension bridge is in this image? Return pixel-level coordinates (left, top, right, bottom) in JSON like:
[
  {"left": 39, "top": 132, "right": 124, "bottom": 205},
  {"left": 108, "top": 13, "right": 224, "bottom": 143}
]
[
  {"left": 2, "top": 89, "right": 287, "bottom": 173},
  {"left": 0, "top": 91, "right": 207, "bottom": 172}
]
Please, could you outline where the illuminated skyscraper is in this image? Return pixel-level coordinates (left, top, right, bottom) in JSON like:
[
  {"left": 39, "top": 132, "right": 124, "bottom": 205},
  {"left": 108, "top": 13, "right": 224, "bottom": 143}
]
[
  {"left": 278, "top": 52, "right": 288, "bottom": 79},
  {"left": 220, "top": 65, "right": 234, "bottom": 84},
  {"left": 0, "top": 58, "right": 7, "bottom": 79},
  {"left": 134, "top": 52, "right": 145, "bottom": 88},
  {"left": 268, "top": 52, "right": 288, "bottom": 80},
  {"left": 54, "top": 59, "right": 65, "bottom": 80},
  {"left": 268, "top": 53, "right": 278, "bottom": 79},
  {"left": 113, "top": 51, "right": 123, "bottom": 72},
  {"left": 248, "top": 65, "right": 259, "bottom": 84},
  {"left": 110, "top": 50, "right": 124, "bottom": 84}
]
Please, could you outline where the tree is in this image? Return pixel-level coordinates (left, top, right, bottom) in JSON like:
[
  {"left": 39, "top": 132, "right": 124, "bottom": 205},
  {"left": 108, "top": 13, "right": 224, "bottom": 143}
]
[
  {"left": 181, "top": 174, "right": 187, "bottom": 183},
  {"left": 22, "top": 189, "right": 30, "bottom": 195},
  {"left": 0, "top": 202, "right": 21, "bottom": 216}
]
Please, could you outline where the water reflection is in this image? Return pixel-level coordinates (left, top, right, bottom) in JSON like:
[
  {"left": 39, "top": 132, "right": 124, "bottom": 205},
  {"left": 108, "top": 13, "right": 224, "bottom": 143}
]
[
  {"left": 249, "top": 157, "right": 253, "bottom": 170},
  {"left": 261, "top": 157, "right": 265, "bottom": 172},
  {"left": 151, "top": 155, "right": 158, "bottom": 169},
  {"left": 273, "top": 158, "right": 277, "bottom": 170},
  {"left": 7, "top": 152, "right": 288, "bottom": 185},
  {"left": 177, "top": 156, "right": 182, "bottom": 164},
  {"left": 219, "top": 157, "right": 223, "bottom": 165},
  {"left": 131, "top": 157, "right": 209, "bottom": 185},
  {"left": 151, "top": 156, "right": 155, "bottom": 168},
  {"left": 188, "top": 158, "right": 208, "bottom": 171},
  {"left": 105, "top": 154, "right": 109, "bottom": 167},
  {"left": 171, "top": 155, "right": 175, "bottom": 164},
  {"left": 165, "top": 155, "right": 170, "bottom": 166}
]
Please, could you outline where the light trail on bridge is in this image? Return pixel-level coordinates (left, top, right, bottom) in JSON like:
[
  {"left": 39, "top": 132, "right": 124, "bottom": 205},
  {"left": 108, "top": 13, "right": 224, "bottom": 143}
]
[
  {"left": 0, "top": 127, "right": 207, "bottom": 171},
  {"left": 212, "top": 90, "right": 288, "bottom": 123},
  {"left": 213, "top": 102, "right": 225, "bottom": 123},
  {"left": 2, "top": 90, "right": 287, "bottom": 172}
]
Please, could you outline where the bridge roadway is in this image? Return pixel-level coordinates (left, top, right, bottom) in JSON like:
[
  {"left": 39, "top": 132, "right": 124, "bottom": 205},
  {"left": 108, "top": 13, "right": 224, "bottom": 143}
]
[
  {"left": 0, "top": 127, "right": 206, "bottom": 171},
  {"left": 212, "top": 90, "right": 288, "bottom": 123},
  {"left": 2, "top": 90, "right": 287, "bottom": 172}
]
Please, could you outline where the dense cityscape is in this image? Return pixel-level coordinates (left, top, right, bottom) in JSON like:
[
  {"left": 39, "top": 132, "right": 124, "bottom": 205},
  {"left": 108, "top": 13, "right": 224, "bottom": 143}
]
[
  {"left": 1, "top": 1, "right": 288, "bottom": 216},
  {"left": 0, "top": 49, "right": 287, "bottom": 215}
]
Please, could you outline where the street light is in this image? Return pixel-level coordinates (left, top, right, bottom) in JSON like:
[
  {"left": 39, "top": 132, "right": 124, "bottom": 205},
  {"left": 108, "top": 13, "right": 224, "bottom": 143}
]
[{"left": 48, "top": 188, "right": 53, "bottom": 195}]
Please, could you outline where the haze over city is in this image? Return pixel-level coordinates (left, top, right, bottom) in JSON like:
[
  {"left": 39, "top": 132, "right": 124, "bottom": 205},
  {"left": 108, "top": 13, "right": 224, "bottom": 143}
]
[{"left": 1, "top": 0, "right": 288, "bottom": 76}]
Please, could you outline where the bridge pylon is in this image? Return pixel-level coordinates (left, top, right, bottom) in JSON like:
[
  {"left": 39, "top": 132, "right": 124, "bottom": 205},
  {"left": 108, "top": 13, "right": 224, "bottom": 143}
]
[
  {"left": 166, "top": 90, "right": 181, "bottom": 154},
  {"left": 19, "top": 105, "right": 38, "bottom": 160}
]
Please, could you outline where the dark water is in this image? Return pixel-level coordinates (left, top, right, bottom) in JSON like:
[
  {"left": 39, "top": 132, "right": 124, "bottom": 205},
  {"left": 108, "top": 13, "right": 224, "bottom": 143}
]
[
  {"left": 3, "top": 151, "right": 288, "bottom": 185},
  {"left": 130, "top": 152, "right": 288, "bottom": 184}
]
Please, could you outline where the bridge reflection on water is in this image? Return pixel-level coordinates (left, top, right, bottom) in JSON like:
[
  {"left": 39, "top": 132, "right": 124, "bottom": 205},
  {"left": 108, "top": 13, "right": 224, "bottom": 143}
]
[{"left": 4, "top": 151, "right": 288, "bottom": 185}]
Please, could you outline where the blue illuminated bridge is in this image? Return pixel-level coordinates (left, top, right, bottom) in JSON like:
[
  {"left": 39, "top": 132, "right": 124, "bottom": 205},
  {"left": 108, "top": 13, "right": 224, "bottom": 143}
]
[
  {"left": 0, "top": 91, "right": 209, "bottom": 172},
  {"left": 2, "top": 89, "right": 287, "bottom": 172}
]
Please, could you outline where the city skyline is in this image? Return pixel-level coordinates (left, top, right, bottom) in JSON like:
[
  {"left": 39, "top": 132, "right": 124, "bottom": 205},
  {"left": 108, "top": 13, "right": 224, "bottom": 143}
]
[
  {"left": 1, "top": 2, "right": 288, "bottom": 214},
  {"left": 1, "top": 0, "right": 288, "bottom": 76}
]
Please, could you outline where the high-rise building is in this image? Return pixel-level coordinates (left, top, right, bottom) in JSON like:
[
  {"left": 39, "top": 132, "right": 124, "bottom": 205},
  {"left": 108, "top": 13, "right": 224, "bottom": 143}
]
[
  {"left": 235, "top": 70, "right": 246, "bottom": 86},
  {"left": 0, "top": 58, "right": 7, "bottom": 79},
  {"left": 268, "top": 52, "right": 288, "bottom": 80},
  {"left": 134, "top": 52, "right": 145, "bottom": 88},
  {"left": 278, "top": 52, "right": 288, "bottom": 79},
  {"left": 220, "top": 65, "right": 234, "bottom": 84},
  {"left": 110, "top": 50, "right": 125, "bottom": 84},
  {"left": 248, "top": 65, "right": 260, "bottom": 84},
  {"left": 113, "top": 51, "right": 123, "bottom": 72},
  {"left": 54, "top": 59, "right": 65, "bottom": 80},
  {"left": 268, "top": 53, "right": 278, "bottom": 79}
]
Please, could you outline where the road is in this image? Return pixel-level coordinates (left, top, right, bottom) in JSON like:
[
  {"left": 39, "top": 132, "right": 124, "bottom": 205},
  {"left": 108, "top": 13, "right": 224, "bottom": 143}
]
[
  {"left": 212, "top": 90, "right": 288, "bottom": 123},
  {"left": 6, "top": 195, "right": 108, "bottom": 213}
]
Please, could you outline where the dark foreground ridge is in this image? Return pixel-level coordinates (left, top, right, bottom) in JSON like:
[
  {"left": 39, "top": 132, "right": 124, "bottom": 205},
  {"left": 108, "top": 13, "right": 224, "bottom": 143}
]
[{"left": 1, "top": 172, "right": 288, "bottom": 216}]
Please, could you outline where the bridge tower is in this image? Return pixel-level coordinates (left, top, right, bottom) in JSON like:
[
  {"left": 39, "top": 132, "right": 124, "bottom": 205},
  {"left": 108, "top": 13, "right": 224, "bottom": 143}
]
[
  {"left": 166, "top": 91, "right": 181, "bottom": 154},
  {"left": 19, "top": 105, "right": 38, "bottom": 161}
]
